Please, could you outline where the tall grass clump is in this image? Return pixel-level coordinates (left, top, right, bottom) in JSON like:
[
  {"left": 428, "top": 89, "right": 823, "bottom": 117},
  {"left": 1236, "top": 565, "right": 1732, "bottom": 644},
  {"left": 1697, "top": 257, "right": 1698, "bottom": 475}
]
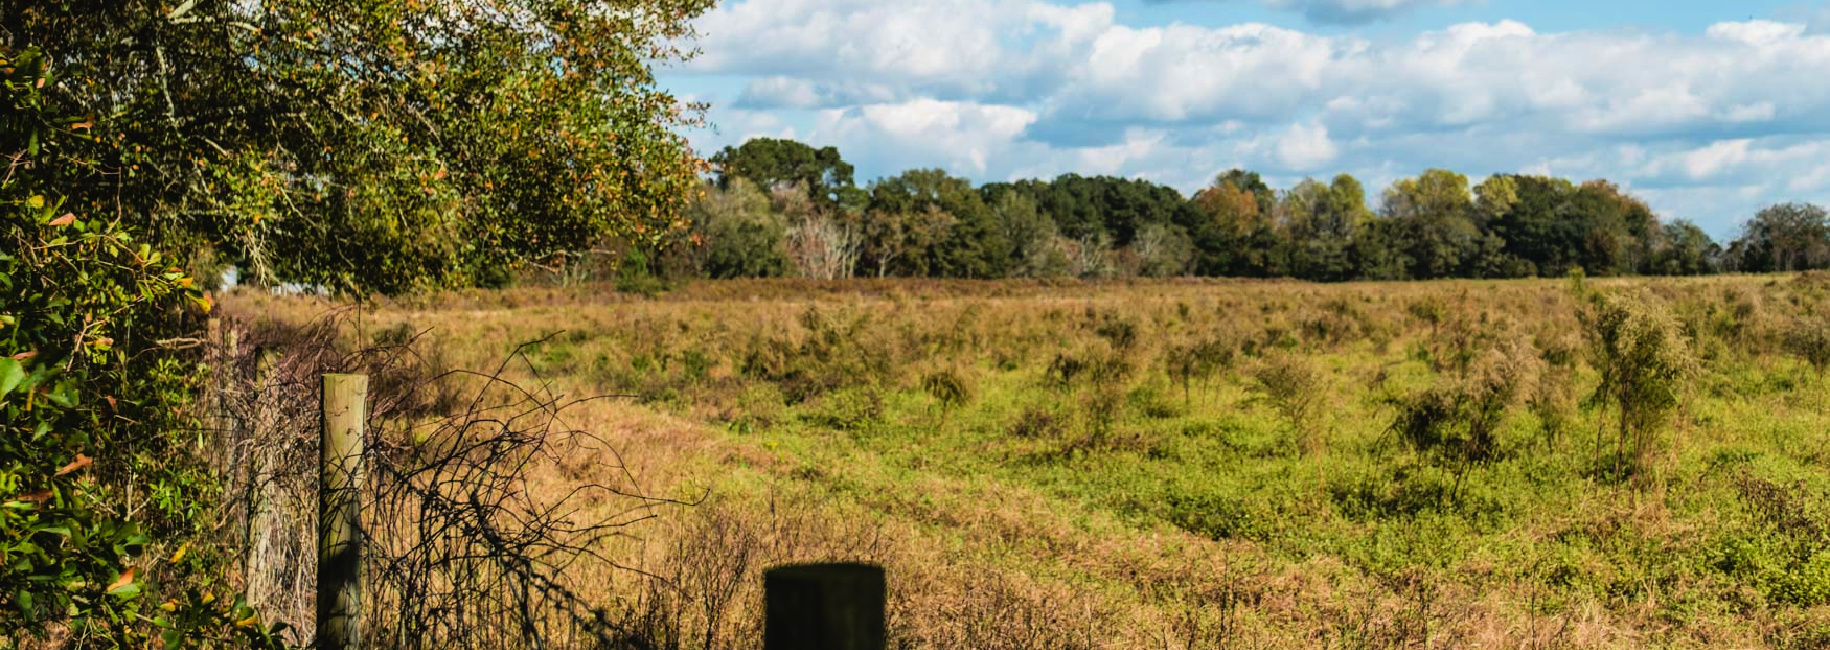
[
  {"left": 1784, "top": 312, "right": 1830, "bottom": 388},
  {"left": 1581, "top": 290, "right": 1698, "bottom": 484},
  {"left": 1390, "top": 335, "right": 1544, "bottom": 466},
  {"left": 1165, "top": 334, "right": 1237, "bottom": 406},
  {"left": 1249, "top": 353, "right": 1325, "bottom": 455},
  {"left": 921, "top": 367, "right": 973, "bottom": 424}
]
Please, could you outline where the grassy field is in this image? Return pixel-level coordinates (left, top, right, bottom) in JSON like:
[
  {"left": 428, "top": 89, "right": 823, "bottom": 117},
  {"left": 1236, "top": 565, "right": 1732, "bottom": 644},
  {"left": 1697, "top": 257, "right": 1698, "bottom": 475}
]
[{"left": 234, "top": 275, "right": 1830, "bottom": 648}]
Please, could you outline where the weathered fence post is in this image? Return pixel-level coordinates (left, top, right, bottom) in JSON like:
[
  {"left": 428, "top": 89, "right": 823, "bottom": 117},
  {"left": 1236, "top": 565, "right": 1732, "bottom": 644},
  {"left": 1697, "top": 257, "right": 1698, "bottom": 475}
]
[
  {"left": 319, "top": 374, "right": 368, "bottom": 650},
  {"left": 763, "top": 563, "right": 886, "bottom": 650}
]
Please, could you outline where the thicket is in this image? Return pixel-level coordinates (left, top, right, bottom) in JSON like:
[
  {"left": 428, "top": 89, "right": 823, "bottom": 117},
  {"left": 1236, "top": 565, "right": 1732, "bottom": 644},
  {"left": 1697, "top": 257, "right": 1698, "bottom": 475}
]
[
  {"left": 1, "top": 0, "right": 714, "bottom": 641},
  {"left": 2, "top": 46, "right": 285, "bottom": 647}
]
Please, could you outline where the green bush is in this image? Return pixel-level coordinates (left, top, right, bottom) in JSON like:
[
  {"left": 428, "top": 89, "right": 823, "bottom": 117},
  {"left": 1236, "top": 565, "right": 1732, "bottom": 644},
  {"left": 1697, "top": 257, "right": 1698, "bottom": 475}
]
[
  {"left": 1248, "top": 353, "right": 1324, "bottom": 455},
  {"left": 1, "top": 46, "right": 283, "bottom": 647},
  {"left": 1581, "top": 290, "right": 1698, "bottom": 483},
  {"left": 800, "top": 385, "right": 886, "bottom": 432},
  {"left": 920, "top": 368, "right": 973, "bottom": 422}
]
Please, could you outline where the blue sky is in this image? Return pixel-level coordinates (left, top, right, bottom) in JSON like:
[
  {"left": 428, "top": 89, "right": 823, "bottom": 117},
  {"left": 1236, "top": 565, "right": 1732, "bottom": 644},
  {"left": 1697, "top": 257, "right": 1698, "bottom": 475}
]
[{"left": 661, "top": 0, "right": 1830, "bottom": 238}]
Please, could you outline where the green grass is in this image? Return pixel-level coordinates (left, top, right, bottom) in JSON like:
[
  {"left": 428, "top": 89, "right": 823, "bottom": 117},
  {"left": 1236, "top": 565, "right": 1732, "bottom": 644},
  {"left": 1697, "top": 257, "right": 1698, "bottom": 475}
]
[{"left": 263, "top": 275, "right": 1830, "bottom": 647}]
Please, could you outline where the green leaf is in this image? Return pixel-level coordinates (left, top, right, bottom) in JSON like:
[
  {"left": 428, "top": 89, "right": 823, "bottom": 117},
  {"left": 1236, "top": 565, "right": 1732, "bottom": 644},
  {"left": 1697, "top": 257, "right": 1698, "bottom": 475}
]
[
  {"left": 0, "top": 357, "right": 21, "bottom": 398},
  {"left": 106, "top": 582, "right": 141, "bottom": 600}
]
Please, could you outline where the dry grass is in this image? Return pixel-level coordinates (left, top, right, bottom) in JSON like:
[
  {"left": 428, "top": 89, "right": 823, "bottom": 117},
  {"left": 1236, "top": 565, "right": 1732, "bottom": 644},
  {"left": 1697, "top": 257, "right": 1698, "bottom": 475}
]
[{"left": 222, "top": 274, "right": 1830, "bottom": 648}]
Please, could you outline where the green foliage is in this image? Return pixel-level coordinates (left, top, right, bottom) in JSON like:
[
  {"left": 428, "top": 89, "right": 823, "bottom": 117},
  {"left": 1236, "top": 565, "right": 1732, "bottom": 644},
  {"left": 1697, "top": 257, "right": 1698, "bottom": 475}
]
[
  {"left": 1733, "top": 203, "right": 1830, "bottom": 273},
  {"left": 1581, "top": 290, "right": 1698, "bottom": 482},
  {"left": 15, "top": 0, "right": 713, "bottom": 295},
  {"left": 1248, "top": 353, "right": 1324, "bottom": 454},
  {"left": 690, "top": 180, "right": 793, "bottom": 279},
  {"left": 800, "top": 385, "right": 885, "bottom": 432},
  {"left": 1165, "top": 335, "right": 1236, "bottom": 405},
  {"left": 1, "top": 46, "right": 282, "bottom": 647},
  {"left": 710, "top": 138, "right": 861, "bottom": 213},
  {"left": 1390, "top": 336, "right": 1544, "bottom": 463},
  {"left": 663, "top": 135, "right": 1830, "bottom": 283},
  {"left": 920, "top": 368, "right": 973, "bottom": 418}
]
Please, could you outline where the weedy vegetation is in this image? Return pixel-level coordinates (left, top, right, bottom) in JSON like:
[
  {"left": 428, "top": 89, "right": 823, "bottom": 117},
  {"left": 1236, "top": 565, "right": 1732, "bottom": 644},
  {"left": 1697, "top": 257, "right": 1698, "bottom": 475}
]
[{"left": 227, "top": 274, "right": 1830, "bottom": 648}]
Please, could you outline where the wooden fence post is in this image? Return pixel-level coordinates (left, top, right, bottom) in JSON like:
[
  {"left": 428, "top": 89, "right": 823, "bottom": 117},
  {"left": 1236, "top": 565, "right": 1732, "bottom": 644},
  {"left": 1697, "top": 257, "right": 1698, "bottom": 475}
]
[
  {"left": 763, "top": 563, "right": 886, "bottom": 650},
  {"left": 319, "top": 374, "right": 368, "bottom": 650}
]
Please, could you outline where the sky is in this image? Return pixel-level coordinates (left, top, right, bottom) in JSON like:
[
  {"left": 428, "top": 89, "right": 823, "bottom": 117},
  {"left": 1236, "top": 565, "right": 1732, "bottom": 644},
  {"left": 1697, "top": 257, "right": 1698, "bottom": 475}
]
[{"left": 658, "top": 0, "right": 1830, "bottom": 239}]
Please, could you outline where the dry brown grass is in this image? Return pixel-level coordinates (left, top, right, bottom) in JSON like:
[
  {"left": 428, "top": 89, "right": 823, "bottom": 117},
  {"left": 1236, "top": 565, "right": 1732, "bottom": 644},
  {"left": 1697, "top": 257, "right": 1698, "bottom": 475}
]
[{"left": 220, "top": 274, "right": 1830, "bottom": 649}]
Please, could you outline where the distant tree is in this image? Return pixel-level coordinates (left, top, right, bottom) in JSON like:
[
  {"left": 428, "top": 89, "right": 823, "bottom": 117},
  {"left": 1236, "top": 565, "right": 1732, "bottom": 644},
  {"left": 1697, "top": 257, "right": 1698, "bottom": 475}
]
[
  {"left": 1008, "top": 175, "right": 1197, "bottom": 248},
  {"left": 775, "top": 184, "right": 861, "bottom": 280},
  {"left": 1133, "top": 223, "right": 1196, "bottom": 278},
  {"left": 1569, "top": 180, "right": 1657, "bottom": 276},
  {"left": 1280, "top": 175, "right": 1368, "bottom": 281},
  {"left": 991, "top": 192, "right": 1064, "bottom": 278},
  {"left": 867, "top": 169, "right": 1007, "bottom": 278},
  {"left": 1381, "top": 169, "right": 1480, "bottom": 279},
  {"left": 1651, "top": 220, "right": 1720, "bottom": 276},
  {"left": 1733, "top": 203, "right": 1830, "bottom": 272},
  {"left": 711, "top": 138, "right": 861, "bottom": 212},
  {"left": 684, "top": 179, "right": 791, "bottom": 279},
  {"left": 1474, "top": 175, "right": 1521, "bottom": 224},
  {"left": 1216, "top": 169, "right": 1278, "bottom": 215},
  {"left": 1192, "top": 170, "right": 1283, "bottom": 277}
]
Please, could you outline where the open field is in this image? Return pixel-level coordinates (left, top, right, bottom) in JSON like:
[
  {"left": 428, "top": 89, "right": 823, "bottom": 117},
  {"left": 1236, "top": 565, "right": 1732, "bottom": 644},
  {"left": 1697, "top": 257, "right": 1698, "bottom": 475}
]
[{"left": 233, "top": 275, "right": 1830, "bottom": 648}]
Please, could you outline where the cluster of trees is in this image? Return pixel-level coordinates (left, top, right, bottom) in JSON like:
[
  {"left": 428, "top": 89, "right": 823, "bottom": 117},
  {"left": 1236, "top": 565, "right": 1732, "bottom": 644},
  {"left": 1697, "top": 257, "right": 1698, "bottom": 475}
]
[
  {"left": 5, "top": 0, "right": 711, "bottom": 644},
  {"left": 666, "top": 138, "right": 1827, "bottom": 282},
  {"left": 6, "top": 0, "right": 709, "bottom": 295}
]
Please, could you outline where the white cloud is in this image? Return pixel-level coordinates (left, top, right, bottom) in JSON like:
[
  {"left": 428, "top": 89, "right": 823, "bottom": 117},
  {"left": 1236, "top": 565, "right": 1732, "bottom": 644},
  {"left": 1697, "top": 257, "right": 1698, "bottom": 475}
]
[
  {"left": 1276, "top": 121, "right": 1340, "bottom": 170},
  {"left": 813, "top": 99, "right": 1037, "bottom": 174},
  {"left": 1681, "top": 140, "right": 1751, "bottom": 179},
  {"left": 1707, "top": 20, "right": 1807, "bottom": 46}
]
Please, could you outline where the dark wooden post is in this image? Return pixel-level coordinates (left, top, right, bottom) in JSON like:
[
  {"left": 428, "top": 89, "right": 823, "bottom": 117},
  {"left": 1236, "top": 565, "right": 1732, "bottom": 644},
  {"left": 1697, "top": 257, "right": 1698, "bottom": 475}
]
[
  {"left": 318, "top": 374, "right": 367, "bottom": 650},
  {"left": 764, "top": 563, "right": 886, "bottom": 650}
]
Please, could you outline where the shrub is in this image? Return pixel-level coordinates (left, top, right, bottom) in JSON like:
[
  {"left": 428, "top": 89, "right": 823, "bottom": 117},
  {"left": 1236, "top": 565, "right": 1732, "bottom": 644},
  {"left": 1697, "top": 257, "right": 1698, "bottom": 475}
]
[
  {"left": 1581, "top": 290, "right": 1698, "bottom": 483},
  {"left": 1165, "top": 334, "right": 1236, "bottom": 406},
  {"left": 921, "top": 367, "right": 973, "bottom": 423},
  {"left": 1126, "top": 382, "right": 1184, "bottom": 420},
  {"left": 1092, "top": 311, "right": 1139, "bottom": 351},
  {"left": 1784, "top": 313, "right": 1830, "bottom": 383},
  {"left": 1081, "top": 384, "right": 1126, "bottom": 441},
  {"left": 1008, "top": 405, "right": 1065, "bottom": 439},
  {"left": 1, "top": 46, "right": 282, "bottom": 647},
  {"left": 1389, "top": 336, "right": 1543, "bottom": 463},
  {"left": 1248, "top": 354, "right": 1324, "bottom": 455},
  {"left": 1407, "top": 296, "right": 1447, "bottom": 336},
  {"left": 800, "top": 385, "right": 885, "bottom": 431},
  {"left": 729, "top": 383, "right": 787, "bottom": 433}
]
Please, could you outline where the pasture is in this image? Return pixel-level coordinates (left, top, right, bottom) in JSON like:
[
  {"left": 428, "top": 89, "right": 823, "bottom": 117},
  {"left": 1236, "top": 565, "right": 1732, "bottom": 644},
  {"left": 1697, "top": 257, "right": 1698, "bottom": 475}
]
[{"left": 235, "top": 274, "right": 1830, "bottom": 648}]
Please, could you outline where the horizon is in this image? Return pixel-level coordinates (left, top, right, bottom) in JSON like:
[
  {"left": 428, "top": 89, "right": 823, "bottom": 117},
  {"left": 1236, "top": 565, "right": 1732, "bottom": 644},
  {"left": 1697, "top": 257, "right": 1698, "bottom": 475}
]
[{"left": 663, "top": 0, "right": 1830, "bottom": 241}]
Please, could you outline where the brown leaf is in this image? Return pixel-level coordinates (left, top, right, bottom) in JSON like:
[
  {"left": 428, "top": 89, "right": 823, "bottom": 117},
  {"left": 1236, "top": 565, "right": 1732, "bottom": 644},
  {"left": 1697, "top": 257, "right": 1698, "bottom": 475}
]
[
  {"left": 17, "top": 490, "right": 52, "bottom": 503},
  {"left": 11, "top": 350, "right": 36, "bottom": 360},
  {"left": 48, "top": 214, "right": 75, "bottom": 227},
  {"left": 55, "top": 454, "right": 93, "bottom": 477}
]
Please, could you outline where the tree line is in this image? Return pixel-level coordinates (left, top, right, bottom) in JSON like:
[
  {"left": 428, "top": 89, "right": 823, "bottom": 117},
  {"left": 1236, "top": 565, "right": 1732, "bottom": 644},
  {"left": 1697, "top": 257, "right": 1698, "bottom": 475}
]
[{"left": 659, "top": 137, "right": 1828, "bottom": 282}]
